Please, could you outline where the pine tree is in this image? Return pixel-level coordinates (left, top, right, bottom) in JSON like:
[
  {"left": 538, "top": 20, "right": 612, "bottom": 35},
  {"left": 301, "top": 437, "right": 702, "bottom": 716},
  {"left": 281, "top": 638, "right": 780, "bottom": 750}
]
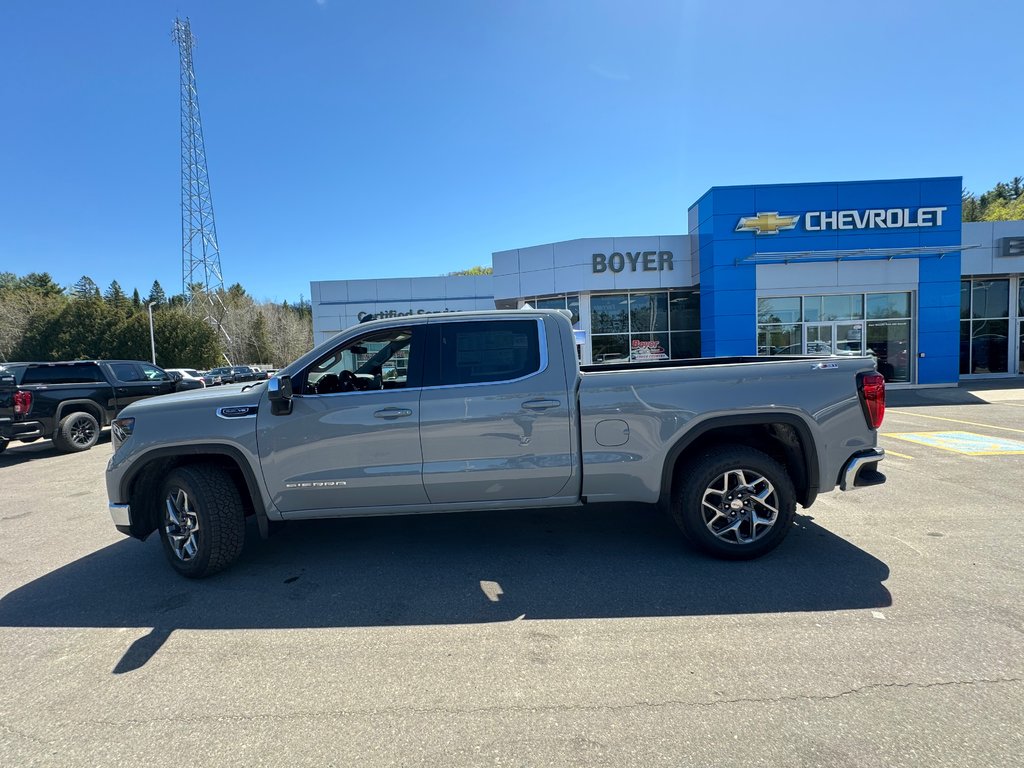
[
  {"left": 71, "top": 276, "right": 101, "bottom": 300},
  {"left": 19, "top": 272, "right": 65, "bottom": 296},
  {"left": 132, "top": 288, "right": 141, "bottom": 308},
  {"left": 104, "top": 280, "right": 129, "bottom": 312},
  {"left": 147, "top": 280, "right": 167, "bottom": 307}
]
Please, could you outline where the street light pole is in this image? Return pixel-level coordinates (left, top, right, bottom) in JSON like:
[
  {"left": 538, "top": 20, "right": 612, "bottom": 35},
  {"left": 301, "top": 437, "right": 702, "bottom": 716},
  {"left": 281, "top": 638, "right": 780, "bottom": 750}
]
[{"left": 147, "top": 302, "right": 157, "bottom": 365}]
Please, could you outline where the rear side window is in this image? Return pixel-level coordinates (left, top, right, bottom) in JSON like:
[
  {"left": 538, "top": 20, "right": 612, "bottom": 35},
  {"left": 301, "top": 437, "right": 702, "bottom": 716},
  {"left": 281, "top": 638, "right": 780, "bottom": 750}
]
[
  {"left": 109, "top": 363, "right": 144, "bottom": 382},
  {"left": 437, "top": 320, "right": 541, "bottom": 386},
  {"left": 21, "top": 364, "right": 104, "bottom": 384}
]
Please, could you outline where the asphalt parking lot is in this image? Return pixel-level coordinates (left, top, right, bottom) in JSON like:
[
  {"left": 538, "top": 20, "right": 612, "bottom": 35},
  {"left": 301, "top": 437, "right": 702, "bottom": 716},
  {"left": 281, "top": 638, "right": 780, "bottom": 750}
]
[{"left": 2, "top": 385, "right": 1023, "bottom": 767}]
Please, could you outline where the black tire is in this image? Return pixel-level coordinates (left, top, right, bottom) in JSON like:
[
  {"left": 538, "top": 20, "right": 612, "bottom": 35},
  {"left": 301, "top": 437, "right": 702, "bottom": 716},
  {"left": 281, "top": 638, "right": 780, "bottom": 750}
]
[
  {"left": 53, "top": 411, "right": 100, "bottom": 452},
  {"left": 671, "top": 445, "right": 796, "bottom": 560},
  {"left": 159, "top": 465, "right": 246, "bottom": 578},
  {"left": 0, "top": 439, "right": 7, "bottom": 455}
]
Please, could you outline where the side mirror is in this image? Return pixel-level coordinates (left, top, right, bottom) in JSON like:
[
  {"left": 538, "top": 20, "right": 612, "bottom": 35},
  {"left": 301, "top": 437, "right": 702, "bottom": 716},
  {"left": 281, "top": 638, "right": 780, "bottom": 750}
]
[
  {"left": 168, "top": 371, "right": 183, "bottom": 382},
  {"left": 268, "top": 375, "right": 293, "bottom": 415}
]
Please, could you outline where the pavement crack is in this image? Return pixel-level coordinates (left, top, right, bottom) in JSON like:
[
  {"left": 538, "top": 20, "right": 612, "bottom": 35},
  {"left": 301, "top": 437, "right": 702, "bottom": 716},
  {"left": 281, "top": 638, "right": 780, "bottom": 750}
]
[
  {"left": 0, "top": 718, "right": 50, "bottom": 746},
  {"left": 54, "top": 676, "right": 1023, "bottom": 727},
  {"left": 690, "top": 676, "right": 1023, "bottom": 708}
]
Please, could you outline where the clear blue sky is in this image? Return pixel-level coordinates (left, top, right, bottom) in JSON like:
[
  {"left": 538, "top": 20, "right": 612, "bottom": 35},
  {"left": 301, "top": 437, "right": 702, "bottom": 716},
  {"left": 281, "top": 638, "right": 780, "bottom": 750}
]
[{"left": 2, "top": 0, "right": 1022, "bottom": 303}]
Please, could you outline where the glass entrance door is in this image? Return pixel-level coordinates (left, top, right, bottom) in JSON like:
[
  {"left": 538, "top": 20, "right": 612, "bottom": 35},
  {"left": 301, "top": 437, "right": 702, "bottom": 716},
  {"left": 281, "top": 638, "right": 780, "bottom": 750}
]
[
  {"left": 805, "top": 324, "right": 833, "bottom": 355},
  {"left": 836, "top": 322, "right": 864, "bottom": 355},
  {"left": 806, "top": 322, "right": 865, "bottom": 356}
]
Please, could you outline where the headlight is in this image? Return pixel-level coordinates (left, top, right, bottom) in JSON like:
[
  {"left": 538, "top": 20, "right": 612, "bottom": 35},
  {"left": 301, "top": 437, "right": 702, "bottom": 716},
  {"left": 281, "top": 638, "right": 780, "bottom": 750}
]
[{"left": 111, "top": 417, "right": 135, "bottom": 448}]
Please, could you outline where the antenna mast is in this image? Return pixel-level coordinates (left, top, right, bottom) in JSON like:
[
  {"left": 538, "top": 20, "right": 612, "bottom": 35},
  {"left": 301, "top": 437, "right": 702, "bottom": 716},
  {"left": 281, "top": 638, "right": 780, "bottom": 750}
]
[{"left": 173, "top": 17, "right": 226, "bottom": 311}]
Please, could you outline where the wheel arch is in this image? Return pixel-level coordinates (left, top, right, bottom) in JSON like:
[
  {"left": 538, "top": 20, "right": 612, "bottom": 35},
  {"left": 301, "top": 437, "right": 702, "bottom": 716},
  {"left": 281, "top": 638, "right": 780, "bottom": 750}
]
[
  {"left": 659, "top": 413, "right": 820, "bottom": 510},
  {"left": 54, "top": 400, "right": 105, "bottom": 433},
  {"left": 121, "top": 444, "right": 266, "bottom": 540}
]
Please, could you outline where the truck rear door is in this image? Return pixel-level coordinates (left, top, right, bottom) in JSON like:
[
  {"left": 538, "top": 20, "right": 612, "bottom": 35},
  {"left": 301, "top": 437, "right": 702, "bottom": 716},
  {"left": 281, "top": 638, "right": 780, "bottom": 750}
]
[{"left": 419, "top": 317, "right": 575, "bottom": 504}]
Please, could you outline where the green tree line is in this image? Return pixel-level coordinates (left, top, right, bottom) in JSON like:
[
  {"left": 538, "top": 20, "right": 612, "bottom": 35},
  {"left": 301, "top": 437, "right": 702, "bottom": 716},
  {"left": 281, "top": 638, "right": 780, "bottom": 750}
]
[
  {"left": 962, "top": 176, "right": 1024, "bottom": 221},
  {"left": 0, "top": 273, "right": 312, "bottom": 367}
]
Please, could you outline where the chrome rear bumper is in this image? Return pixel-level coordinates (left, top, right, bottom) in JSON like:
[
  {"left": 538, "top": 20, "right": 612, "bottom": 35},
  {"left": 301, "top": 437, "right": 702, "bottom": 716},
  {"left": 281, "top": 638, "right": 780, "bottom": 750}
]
[
  {"left": 108, "top": 502, "right": 131, "bottom": 527},
  {"left": 839, "top": 448, "right": 886, "bottom": 491}
]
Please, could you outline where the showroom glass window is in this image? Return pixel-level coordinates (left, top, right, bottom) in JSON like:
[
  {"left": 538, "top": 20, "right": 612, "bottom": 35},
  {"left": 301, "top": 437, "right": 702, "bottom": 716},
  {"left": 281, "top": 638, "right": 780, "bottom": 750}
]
[
  {"left": 527, "top": 295, "right": 581, "bottom": 328},
  {"left": 960, "top": 279, "right": 1010, "bottom": 375},
  {"left": 591, "top": 290, "right": 700, "bottom": 364},
  {"left": 528, "top": 295, "right": 582, "bottom": 360},
  {"left": 757, "top": 292, "right": 913, "bottom": 383}
]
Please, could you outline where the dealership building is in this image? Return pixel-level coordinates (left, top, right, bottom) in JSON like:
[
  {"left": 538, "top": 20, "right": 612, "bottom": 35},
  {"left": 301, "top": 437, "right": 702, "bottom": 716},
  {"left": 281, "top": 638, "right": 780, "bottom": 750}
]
[{"left": 311, "top": 176, "right": 1024, "bottom": 386}]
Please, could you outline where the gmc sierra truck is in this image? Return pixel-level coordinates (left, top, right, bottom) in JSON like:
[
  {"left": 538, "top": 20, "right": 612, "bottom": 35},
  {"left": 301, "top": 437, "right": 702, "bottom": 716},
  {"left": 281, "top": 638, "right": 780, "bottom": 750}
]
[
  {"left": 105, "top": 310, "right": 886, "bottom": 577},
  {"left": 0, "top": 360, "right": 197, "bottom": 454}
]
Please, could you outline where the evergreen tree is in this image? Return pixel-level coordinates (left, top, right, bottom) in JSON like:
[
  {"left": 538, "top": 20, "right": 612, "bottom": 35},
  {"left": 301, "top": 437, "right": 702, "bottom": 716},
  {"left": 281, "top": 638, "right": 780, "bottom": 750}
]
[
  {"left": 20, "top": 272, "right": 65, "bottom": 297},
  {"left": 147, "top": 280, "right": 167, "bottom": 307},
  {"left": 131, "top": 288, "right": 141, "bottom": 308},
  {"left": 71, "top": 275, "right": 101, "bottom": 300},
  {"left": 104, "top": 280, "right": 130, "bottom": 314}
]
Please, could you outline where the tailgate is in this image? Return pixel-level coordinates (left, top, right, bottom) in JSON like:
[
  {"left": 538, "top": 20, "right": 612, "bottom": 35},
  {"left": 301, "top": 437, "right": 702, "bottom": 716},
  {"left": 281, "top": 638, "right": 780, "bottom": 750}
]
[{"left": 0, "top": 367, "right": 17, "bottom": 424}]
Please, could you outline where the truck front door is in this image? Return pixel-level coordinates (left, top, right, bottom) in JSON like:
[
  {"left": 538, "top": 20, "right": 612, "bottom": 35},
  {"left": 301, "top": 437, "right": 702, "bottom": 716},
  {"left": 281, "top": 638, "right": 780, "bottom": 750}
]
[
  {"left": 256, "top": 326, "right": 428, "bottom": 515},
  {"left": 419, "top": 318, "right": 575, "bottom": 504},
  {"left": 106, "top": 362, "right": 175, "bottom": 411}
]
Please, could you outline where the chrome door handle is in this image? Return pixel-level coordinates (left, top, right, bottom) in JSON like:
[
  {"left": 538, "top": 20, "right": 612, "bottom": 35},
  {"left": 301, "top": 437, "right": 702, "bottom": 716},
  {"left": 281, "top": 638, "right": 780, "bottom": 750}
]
[
  {"left": 522, "top": 399, "right": 560, "bottom": 410},
  {"left": 374, "top": 408, "right": 413, "bottom": 419}
]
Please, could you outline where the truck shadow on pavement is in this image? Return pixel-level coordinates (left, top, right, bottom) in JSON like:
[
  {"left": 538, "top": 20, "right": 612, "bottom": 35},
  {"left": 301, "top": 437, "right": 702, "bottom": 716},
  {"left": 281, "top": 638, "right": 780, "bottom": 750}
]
[
  {"left": 0, "top": 432, "right": 111, "bottom": 464},
  {"left": 0, "top": 504, "right": 890, "bottom": 673}
]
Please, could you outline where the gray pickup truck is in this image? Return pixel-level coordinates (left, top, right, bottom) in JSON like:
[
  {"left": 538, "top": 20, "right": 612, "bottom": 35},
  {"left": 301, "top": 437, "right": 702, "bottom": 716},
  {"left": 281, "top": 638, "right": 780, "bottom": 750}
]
[{"left": 105, "top": 309, "right": 886, "bottom": 577}]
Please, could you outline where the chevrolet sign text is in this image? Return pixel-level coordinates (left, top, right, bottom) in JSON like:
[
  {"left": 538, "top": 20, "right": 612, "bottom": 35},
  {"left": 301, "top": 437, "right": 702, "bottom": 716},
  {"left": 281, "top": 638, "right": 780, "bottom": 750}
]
[{"left": 804, "top": 206, "right": 947, "bottom": 231}]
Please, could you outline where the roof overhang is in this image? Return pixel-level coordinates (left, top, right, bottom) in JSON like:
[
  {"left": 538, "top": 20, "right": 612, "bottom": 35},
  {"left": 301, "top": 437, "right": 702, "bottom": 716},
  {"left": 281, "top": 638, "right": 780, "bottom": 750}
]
[{"left": 738, "top": 244, "right": 982, "bottom": 266}]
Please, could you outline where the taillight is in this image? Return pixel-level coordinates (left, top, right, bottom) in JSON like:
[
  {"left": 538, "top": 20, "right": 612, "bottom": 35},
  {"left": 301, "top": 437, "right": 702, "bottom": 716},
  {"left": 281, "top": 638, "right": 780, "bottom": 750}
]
[
  {"left": 858, "top": 372, "right": 885, "bottom": 429},
  {"left": 13, "top": 390, "right": 32, "bottom": 416}
]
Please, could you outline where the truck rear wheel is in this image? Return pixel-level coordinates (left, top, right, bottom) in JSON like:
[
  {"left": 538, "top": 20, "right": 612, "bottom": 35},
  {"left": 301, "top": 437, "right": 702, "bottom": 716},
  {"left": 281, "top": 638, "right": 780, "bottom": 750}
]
[
  {"left": 53, "top": 411, "right": 100, "bottom": 452},
  {"left": 159, "top": 465, "right": 246, "bottom": 578},
  {"left": 672, "top": 445, "right": 796, "bottom": 560}
]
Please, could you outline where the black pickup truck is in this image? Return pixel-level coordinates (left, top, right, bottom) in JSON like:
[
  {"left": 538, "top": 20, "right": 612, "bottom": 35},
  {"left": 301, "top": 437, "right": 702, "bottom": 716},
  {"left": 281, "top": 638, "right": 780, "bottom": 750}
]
[{"left": 0, "top": 360, "right": 199, "bottom": 454}]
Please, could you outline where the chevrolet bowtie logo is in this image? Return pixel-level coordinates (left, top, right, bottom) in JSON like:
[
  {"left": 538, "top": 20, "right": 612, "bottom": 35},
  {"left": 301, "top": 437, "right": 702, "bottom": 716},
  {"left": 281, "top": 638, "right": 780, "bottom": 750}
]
[{"left": 735, "top": 212, "right": 800, "bottom": 235}]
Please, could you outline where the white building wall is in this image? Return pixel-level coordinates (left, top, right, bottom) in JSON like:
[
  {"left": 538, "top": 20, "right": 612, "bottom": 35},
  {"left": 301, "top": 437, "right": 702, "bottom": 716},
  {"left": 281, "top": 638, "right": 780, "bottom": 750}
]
[
  {"left": 755, "top": 258, "right": 921, "bottom": 297},
  {"left": 493, "top": 235, "right": 694, "bottom": 300},
  {"left": 962, "top": 221, "right": 1024, "bottom": 275},
  {"left": 311, "top": 275, "right": 494, "bottom": 345}
]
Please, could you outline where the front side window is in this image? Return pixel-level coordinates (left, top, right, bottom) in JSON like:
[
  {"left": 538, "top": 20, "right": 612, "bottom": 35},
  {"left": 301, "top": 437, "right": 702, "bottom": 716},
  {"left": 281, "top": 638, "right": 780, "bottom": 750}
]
[
  {"left": 140, "top": 364, "right": 169, "bottom": 381},
  {"left": 304, "top": 328, "right": 417, "bottom": 394},
  {"left": 437, "top": 320, "right": 541, "bottom": 386}
]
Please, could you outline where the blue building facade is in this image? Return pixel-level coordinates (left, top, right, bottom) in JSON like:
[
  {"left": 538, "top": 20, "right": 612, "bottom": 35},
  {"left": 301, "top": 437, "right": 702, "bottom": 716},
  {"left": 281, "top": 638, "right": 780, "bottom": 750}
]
[{"left": 689, "top": 177, "right": 964, "bottom": 385}]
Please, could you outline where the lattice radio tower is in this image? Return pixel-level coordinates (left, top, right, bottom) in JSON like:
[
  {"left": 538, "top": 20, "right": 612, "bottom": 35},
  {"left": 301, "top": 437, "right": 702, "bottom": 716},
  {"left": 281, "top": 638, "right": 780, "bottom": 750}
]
[{"left": 173, "top": 17, "right": 225, "bottom": 312}]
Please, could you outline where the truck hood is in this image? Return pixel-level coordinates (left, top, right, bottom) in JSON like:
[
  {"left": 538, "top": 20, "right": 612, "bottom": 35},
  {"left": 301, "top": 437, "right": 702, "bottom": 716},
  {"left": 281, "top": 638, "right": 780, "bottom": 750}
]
[{"left": 119, "top": 381, "right": 267, "bottom": 417}]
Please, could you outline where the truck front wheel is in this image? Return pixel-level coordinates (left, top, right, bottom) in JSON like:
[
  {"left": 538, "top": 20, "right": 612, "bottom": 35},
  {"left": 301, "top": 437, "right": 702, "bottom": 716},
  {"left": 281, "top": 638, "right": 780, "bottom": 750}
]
[
  {"left": 159, "top": 465, "right": 246, "bottom": 578},
  {"left": 672, "top": 445, "right": 796, "bottom": 560}
]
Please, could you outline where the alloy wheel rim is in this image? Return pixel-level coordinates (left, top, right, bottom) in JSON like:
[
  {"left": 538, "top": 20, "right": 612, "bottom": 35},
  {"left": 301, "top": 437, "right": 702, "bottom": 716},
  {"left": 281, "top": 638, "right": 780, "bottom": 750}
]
[
  {"left": 165, "top": 487, "right": 201, "bottom": 561},
  {"left": 701, "top": 468, "right": 779, "bottom": 545},
  {"left": 70, "top": 417, "right": 96, "bottom": 446}
]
